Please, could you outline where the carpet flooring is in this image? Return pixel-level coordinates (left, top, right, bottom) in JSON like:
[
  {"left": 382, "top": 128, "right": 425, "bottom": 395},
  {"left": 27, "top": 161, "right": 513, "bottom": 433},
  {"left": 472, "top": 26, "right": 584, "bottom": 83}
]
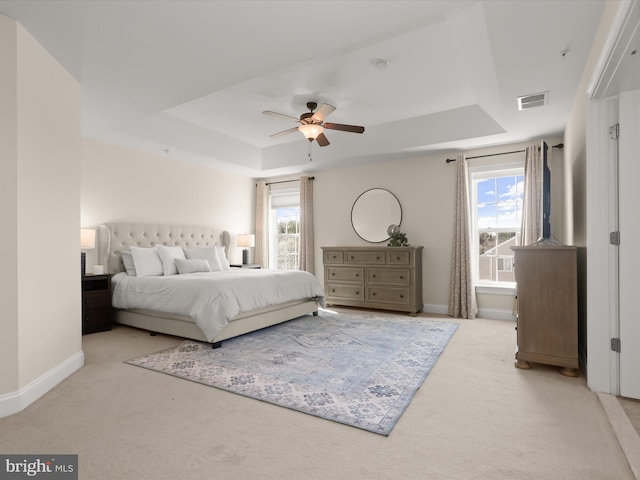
[{"left": 125, "top": 309, "right": 458, "bottom": 435}]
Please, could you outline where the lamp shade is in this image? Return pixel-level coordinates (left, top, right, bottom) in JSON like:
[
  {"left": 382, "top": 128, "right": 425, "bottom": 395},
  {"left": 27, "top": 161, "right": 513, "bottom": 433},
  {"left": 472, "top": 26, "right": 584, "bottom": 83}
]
[
  {"left": 237, "top": 234, "right": 255, "bottom": 248},
  {"left": 80, "top": 228, "right": 96, "bottom": 249},
  {"left": 298, "top": 124, "right": 323, "bottom": 141}
]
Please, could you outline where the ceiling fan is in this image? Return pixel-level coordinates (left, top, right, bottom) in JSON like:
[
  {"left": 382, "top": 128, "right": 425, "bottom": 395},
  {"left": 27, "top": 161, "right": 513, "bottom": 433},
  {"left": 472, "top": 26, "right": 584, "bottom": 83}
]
[{"left": 263, "top": 101, "right": 365, "bottom": 147}]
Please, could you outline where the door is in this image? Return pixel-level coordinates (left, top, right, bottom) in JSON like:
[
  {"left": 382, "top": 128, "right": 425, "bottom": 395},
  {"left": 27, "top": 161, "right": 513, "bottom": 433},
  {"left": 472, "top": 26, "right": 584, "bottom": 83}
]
[{"left": 619, "top": 89, "right": 640, "bottom": 399}]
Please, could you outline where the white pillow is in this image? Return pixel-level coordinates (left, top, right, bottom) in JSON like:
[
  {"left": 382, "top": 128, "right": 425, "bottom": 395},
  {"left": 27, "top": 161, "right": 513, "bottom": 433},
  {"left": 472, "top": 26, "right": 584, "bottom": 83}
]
[
  {"left": 215, "top": 245, "right": 231, "bottom": 271},
  {"left": 120, "top": 251, "right": 137, "bottom": 276},
  {"left": 156, "top": 245, "right": 187, "bottom": 276},
  {"left": 175, "top": 258, "right": 212, "bottom": 274},
  {"left": 184, "top": 246, "right": 222, "bottom": 271},
  {"left": 129, "top": 246, "right": 164, "bottom": 277}
]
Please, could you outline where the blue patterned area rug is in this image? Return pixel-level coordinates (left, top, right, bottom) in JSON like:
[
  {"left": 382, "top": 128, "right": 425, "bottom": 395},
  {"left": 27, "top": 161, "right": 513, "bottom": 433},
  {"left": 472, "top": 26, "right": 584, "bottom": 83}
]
[{"left": 125, "top": 310, "right": 459, "bottom": 435}]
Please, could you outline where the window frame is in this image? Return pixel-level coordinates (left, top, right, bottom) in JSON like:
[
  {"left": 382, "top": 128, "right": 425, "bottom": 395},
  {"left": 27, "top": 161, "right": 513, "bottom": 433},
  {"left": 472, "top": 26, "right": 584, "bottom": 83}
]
[
  {"left": 268, "top": 187, "right": 301, "bottom": 270},
  {"left": 468, "top": 159, "right": 524, "bottom": 293}
]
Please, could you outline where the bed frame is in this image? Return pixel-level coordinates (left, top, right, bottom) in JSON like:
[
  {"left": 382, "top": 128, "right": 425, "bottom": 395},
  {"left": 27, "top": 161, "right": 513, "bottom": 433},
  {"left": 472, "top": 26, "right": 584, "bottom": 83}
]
[{"left": 98, "top": 223, "right": 319, "bottom": 347}]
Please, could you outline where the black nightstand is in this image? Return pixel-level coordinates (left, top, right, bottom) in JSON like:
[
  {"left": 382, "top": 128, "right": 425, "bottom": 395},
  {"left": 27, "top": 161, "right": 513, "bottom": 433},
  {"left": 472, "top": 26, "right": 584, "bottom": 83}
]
[
  {"left": 82, "top": 274, "right": 113, "bottom": 334},
  {"left": 230, "top": 264, "right": 261, "bottom": 269}
]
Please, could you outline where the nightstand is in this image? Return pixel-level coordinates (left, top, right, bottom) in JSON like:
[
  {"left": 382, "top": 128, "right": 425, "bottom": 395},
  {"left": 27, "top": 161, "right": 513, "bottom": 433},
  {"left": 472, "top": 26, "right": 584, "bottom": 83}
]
[
  {"left": 230, "top": 264, "right": 261, "bottom": 269},
  {"left": 82, "top": 274, "right": 113, "bottom": 334}
]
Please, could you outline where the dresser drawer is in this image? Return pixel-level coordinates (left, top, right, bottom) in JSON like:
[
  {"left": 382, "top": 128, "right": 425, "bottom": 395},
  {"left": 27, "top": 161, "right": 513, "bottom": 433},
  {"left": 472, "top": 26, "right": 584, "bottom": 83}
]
[
  {"left": 323, "top": 250, "right": 344, "bottom": 264},
  {"left": 387, "top": 251, "right": 410, "bottom": 265},
  {"left": 367, "top": 286, "right": 411, "bottom": 305},
  {"left": 367, "top": 268, "right": 410, "bottom": 286},
  {"left": 345, "top": 251, "right": 386, "bottom": 265},
  {"left": 327, "top": 284, "right": 364, "bottom": 301},
  {"left": 82, "top": 290, "right": 111, "bottom": 310},
  {"left": 326, "top": 267, "right": 364, "bottom": 283}
]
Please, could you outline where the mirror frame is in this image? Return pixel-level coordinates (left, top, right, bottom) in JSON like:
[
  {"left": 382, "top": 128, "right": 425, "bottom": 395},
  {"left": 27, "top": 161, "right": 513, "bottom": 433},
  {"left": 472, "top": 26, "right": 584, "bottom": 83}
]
[{"left": 351, "top": 188, "right": 402, "bottom": 243}]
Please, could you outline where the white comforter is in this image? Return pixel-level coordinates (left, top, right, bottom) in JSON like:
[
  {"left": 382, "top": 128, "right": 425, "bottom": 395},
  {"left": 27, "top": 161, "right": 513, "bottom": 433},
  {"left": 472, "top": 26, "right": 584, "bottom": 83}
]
[{"left": 111, "top": 269, "right": 325, "bottom": 340}]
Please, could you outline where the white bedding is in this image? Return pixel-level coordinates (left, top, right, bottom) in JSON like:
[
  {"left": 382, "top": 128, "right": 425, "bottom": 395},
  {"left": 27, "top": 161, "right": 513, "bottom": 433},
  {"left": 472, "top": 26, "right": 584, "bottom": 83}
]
[{"left": 112, "top": 269, "right": 325, "bottom": 340}]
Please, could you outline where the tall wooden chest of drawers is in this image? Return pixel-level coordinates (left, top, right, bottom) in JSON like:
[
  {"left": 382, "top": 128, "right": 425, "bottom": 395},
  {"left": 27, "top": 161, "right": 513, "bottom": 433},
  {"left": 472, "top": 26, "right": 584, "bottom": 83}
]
[
  {"left": 322, "top": 246, "right": 423, "bottom": 315},
  {"left": 511, "top": 245, "right": 579, "bottom": 376}
]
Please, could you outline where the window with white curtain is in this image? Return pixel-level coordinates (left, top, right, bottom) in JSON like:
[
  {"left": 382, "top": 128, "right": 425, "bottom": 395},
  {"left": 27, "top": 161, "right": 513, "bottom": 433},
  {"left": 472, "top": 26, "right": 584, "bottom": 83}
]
[
  {"left": 469, "top": 159, "right": 524, "bottom": 288},
  {"left": 269, "top": 188, "right": 300, "bottom": 270}
]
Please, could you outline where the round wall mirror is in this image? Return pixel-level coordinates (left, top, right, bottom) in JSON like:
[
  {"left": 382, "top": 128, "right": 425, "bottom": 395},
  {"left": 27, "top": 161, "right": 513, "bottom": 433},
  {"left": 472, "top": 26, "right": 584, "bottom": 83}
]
[{"left": 351, "top": 188, "right": 402, "bottom": 243}]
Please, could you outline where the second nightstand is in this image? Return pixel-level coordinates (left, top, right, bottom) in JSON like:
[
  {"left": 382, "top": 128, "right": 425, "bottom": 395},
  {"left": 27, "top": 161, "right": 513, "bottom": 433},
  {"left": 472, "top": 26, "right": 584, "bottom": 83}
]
[{"left": 82, "top": 274, "right": 113, "bottom": 334}]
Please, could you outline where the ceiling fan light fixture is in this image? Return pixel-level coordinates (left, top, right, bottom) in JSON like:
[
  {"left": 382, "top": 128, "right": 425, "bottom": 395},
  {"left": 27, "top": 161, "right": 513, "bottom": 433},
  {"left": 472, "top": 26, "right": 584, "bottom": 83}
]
[{"left": 299, "top": 123, "right": 323, "bottom": 141}]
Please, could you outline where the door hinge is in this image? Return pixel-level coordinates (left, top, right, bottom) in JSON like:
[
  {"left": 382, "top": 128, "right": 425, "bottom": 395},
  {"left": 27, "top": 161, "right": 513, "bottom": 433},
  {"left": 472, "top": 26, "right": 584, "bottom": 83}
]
[
  {"left": 611, "top": 338, "right": 621, "bottom": 353},
  {"left": 610, "top": 231, "right": 621, "bottom": 245},
  {"left": 609, "top": 123, "right": 620, "bottom": 140}
]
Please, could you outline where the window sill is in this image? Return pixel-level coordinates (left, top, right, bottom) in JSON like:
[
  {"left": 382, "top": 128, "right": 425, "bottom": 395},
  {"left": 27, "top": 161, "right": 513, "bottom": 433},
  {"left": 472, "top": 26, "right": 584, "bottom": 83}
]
[{"left": 475, "top": 284, "right": 516, "bottom": 296}]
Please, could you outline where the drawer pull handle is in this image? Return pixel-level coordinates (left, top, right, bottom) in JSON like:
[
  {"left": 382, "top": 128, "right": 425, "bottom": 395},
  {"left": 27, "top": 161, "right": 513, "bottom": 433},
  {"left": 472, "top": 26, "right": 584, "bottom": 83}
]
[
  {"left": 400, "top": 295, "right": 404, "bottom": 298},
  {"left": 372, "top": 274, "right": 376, "bottom": 278},
  {"left": 376, "top": 256, "right": 380, "bottom": 260},
  {"left": 396, "top": 256, "right": 400, "bottom": 260},
  {"left": 331, "top": 273, "right": 335, "bottom": 276},
  {"left": 373, "top": 292, "right": 376, "bottom": 296},
  {"left": 400, "top": 276, "right": 404, "bottom": 279},
  {"left": 332, "top": 289, "right": 335, "bottom": 293},
  {"left": 356, "top": 291, "right": 360, "bottom": 295},
  {"left": 355, "top": 274, "right": 359, "bottom": 277}
]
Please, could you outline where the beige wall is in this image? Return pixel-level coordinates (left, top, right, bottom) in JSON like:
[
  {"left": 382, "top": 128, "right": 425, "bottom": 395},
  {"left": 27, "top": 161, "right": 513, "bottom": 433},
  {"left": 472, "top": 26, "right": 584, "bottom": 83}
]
[
  {"left": 564, "top": 0, "right": 621, "bottom": 363},
  {"left": 0, "top": 16, "right": 82, "bottom": 401},
  {"left": 308, "top": 137, "right": 564, "bottom": 316},
  {"left": 0, "top": 14, "right": 19, "bottom": 394},
  {"left": 81, "top": 138, "right": 256, "bottom": 266}
]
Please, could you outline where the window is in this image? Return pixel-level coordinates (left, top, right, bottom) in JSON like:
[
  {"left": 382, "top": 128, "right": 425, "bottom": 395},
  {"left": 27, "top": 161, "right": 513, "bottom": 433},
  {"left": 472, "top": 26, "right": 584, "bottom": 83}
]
[
  {"left": 497, "top": 256, "right": 513, "bottom": 272},
  {"left": 470, "top": 165, "right": 524, "bottom": 286},
  {"left": 269, "top": 189, "right": 300, "bottom": 270}
]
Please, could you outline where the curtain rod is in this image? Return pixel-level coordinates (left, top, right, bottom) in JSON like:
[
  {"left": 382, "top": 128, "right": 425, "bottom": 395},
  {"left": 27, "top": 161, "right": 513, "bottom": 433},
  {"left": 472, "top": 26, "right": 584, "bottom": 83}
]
[
  {"left": 445, "top": 143, "right": 564, "bottom": 163},
  {"left": 266, "top": 176, "right": 315, "bottom": 186},
  {"left": 259, "top": 176, "right": 315, "bottom": 186}
]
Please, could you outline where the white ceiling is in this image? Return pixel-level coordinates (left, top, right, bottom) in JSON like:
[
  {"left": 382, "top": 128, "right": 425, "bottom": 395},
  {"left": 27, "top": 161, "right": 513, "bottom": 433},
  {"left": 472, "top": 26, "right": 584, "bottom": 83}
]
[{"left": 0, "top": 0, "right": 607, "bottom": 177}]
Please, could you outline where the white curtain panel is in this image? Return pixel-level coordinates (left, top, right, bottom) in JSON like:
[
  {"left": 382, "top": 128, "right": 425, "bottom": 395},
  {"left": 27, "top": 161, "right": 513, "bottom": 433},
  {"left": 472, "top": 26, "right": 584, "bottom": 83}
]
[
  {"left": 255, "top": 181, "right": 269, "bottom": 268},
  {"left": 520, "top": 144, "right": 543, "bottom": 246},
  {"left": 448, "top": 155, "right": 477, "bottom": 319},
  {"left": 298, "top": 176, "right": 314, "bottom": 274}
]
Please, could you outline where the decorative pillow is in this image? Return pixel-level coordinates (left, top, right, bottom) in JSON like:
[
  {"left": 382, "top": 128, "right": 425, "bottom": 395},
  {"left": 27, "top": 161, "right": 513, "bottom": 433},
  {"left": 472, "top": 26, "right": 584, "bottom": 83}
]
[
  {"left": 184, "top": 246, "right": 222, "bottom": 271},
  {"left": 215, "top": 245, "right": 231, "bottom": 271},
  {"left": 129, "top": 246, "right": 164, "bottom": 277},
  {"left": 156, "top": 245, "right": 187, "bottom": 276},
  {"left": 120, "top": 251, "right": 137, "bottom": 276},
  {"left": 175, "top": 258, "right": 212, "bottom": 274}
]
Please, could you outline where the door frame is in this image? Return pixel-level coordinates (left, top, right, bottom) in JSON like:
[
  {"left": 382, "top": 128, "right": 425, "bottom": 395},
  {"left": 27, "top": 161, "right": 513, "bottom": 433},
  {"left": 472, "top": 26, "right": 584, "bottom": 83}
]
[{"left": 585, "top": 0, "right": 638, "bottom": 394}]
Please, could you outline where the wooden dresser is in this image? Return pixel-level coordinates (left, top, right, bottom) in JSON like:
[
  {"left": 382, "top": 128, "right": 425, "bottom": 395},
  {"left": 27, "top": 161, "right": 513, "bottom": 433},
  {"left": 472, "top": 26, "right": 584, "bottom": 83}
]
[
  {"left": 511, "top": 245, "right": 578, "bottom": 376},
  {"left": 322, "top": 246, "right": 423, "bottom": 315}
]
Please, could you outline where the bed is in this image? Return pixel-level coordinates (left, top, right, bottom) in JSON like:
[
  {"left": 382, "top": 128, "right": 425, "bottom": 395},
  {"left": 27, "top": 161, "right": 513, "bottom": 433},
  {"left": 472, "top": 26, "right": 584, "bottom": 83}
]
[{"left": 98, "top": 223, "right": 324, "bottom": 347}]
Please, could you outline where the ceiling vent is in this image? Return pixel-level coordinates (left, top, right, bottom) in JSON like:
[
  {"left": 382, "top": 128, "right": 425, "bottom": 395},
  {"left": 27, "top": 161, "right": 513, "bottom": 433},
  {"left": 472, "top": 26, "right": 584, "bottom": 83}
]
[{"left": 517, "top": 91, "right": 548, "bottom": 111}]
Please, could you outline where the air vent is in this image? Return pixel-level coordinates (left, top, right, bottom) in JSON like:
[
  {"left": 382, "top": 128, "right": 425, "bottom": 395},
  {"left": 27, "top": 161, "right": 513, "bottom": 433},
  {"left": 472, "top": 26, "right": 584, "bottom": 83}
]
[{"left": 517, "top": 92, "right": 548, "bottom": 110}]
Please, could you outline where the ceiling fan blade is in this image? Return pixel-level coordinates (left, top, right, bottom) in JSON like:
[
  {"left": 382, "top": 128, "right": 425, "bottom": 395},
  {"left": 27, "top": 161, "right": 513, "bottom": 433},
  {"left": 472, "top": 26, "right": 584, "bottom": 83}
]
[
  {"left": 263, "top": 110, "right": 300, "bottom": 122},
  {"left": 269, "top": 127, "right": 300, "bottom": 138},
  {"left": 311, "top": 103, "right": 336, "bottom": 123},
  {"left": 324, "top": 122, "right": 365, "bottom": 134},
  {"left": 316, "top": 132, "right": 330, "bottom": 147}
]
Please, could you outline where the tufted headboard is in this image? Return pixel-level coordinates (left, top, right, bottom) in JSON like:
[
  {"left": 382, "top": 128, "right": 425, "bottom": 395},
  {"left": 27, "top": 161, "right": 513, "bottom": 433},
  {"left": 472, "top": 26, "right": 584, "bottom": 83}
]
[{"left": 98, "top": 223, "right": 231, "bottom": 274}]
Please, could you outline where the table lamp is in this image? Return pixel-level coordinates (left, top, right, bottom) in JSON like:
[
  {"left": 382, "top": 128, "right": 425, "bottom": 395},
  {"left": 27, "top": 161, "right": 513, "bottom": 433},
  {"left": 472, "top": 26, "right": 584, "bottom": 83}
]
[
  {"left": 237, "top": 234, "right": 255, "bottom": 265},
  {"left": 81, "top": 228, "right": 96, "bottom": 275}
]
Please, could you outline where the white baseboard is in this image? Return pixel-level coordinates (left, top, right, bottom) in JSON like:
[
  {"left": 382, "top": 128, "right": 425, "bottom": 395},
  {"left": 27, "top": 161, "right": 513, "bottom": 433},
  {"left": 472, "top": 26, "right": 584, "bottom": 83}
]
[
  {"left": 0, "top": 350, "right": 84, "bottom": 419},
  {"left": 422, "top": 303, "right": 449, "bottom": 315},
  {"left": 422, "top": 303, "right": 515, "bottom": 321}
]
